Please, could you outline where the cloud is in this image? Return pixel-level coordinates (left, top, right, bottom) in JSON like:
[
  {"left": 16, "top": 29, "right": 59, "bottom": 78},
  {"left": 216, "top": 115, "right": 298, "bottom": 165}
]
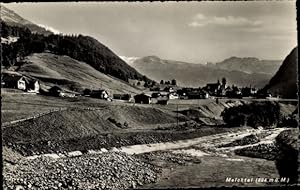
[
  {"left": 189, "top": 13, "right": 263, "bottom": 28},
  {"left": 38, "top": 24, "right": 61, "bottom": 34}
]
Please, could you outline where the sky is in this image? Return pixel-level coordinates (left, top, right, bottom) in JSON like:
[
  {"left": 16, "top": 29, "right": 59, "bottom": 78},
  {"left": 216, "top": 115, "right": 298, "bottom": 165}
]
[{"left": 3, "top": 1, "right": 298, "bottom": 63}]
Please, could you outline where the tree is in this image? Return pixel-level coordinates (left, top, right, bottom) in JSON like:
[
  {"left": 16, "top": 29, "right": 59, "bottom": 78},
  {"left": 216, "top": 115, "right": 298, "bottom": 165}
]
[
  {"left": 142, "top": 75, "right": 147, "bottom": 82},
  {"left": 171, "top": 79, "right": 177, "bottom": 86},
  {"left": 160, "top": 80, "right": 164, "bottom": 84},
  {"left": 221, "top": 102, "right": 280, "bottom": 128},
  {"left": 222, "top": 77, "right": 226, "bottom": 87},
  {"left": 144, "top": 81, "right": 150, "bottom": 88},
  {"left": 151, "top": 81, "right": 156, "bottom": 87}
]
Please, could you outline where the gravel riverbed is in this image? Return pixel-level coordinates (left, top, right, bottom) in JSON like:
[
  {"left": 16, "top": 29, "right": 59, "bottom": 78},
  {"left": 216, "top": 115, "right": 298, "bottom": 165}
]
[{"left": 3, "top": 152, "right": 160, "bottom": 190}]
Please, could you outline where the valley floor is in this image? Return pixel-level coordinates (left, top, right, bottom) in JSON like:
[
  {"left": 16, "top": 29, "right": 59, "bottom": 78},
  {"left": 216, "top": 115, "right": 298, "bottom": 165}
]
[{"left": 2, "top": 90, "right": 298, "bottom": 189}]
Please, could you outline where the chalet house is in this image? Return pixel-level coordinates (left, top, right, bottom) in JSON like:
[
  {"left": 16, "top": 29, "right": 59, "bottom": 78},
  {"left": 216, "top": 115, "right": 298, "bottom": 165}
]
[
  {"left": 150, "top": 86, "right": 160, "bottom": 91},
  {"left": 157, "top": 99, "right": 168, "bottom": 105},
  {"left": 177, "top": 88, "right": 208, "bottom": 99},
  {"left": 241, "top": 87, "right": 257, "bottom": 97},
  {"left": 49, "top": 86, "right": 63, "bottom": 97},
  {"left": 177, "top": 89, "right": 187, "bottom": 99},
  {"left": 59, "top": 91, "right": 77, "bottom": 98},
  {"left": 151, "top": 92, "right": 161, "bottom": 98},
  {"left": 168, "top": 93, "right": 179, "bottom": 100},
  {"left": 250, "top": 88, "right": 257, "bottom": 95},
  {"left": 113, "top": 94, "right": 132, "bottom": 101},
  {"left": 2, "top": 73, "right": 40, "bottom": 93},
  {"left": 2, "top": 75, "right": 26, "bottom": 90},
  {"left": 164, "top": 86, "right": 175, "bottom": 93},
  {"left": 217, "top": 87, "right": 226, "bottom": 96},
  {"left": 203, "top": 80, "right": 227, "bottom": 96},
  {"left": 48, "top": 86, "right": 78, "bottom": 97},
  {"left": 255, "top": 91, "right": 272, "bottom": 99},
  {"left": 157, "top": 95, "right": 169, "bottom": 105},
  {"left": 90, "top": 89, "right": 109, "bottom": 100},
  {"left": 134, "top": 93, "right": 151, "bottom": 104},
  {"left": 177, "top": 88, "right": 193, "bottom": 99},
  {"left": 226, "top": 86, "right": 242, "bottom": 98},
  {"left": 26, "top": 79, "right": 40, "bottom": 93},
  {"left": 203, "top": 83, "right": 220, "bottom": 95},
  {"left": 1, "top": 36, "right": 19, "bottom": 44},
  {"left": 186, "top": 90, "right": 209, "bottom": 99}
]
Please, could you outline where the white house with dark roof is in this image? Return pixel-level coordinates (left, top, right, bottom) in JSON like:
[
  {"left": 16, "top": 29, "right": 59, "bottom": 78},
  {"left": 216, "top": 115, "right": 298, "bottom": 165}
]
[{"left": 2, "top": 73, "right": 40, "bottom": 93}]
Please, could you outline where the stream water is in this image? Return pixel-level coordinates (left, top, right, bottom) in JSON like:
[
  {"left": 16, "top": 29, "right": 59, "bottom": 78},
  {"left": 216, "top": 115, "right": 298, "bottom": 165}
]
[{"left": 26, "top": 127, "right": 287, "bottom": 160}]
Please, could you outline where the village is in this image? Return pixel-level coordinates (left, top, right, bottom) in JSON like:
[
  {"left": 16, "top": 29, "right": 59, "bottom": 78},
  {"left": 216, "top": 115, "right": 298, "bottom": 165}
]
[
  {"left": 1, "top": 71, "right": 272, "bottom": 106},
  {"left": 1, "top": 1, "right": 298, "bottom": 189}
]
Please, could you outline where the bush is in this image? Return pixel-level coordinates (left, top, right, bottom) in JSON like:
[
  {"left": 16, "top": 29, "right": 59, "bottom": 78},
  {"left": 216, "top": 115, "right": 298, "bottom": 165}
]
[
  {"left": 234, "top": 143, "right": 279, "bottom": 160},
  {"left": 83, "top": 89, "right": 91, "bottom": 95},
  {"left": 275, "top": 129, "right": 299, "bottom": 184},
  {"left": 221, "top": 102, "right": 280, "bottom": 128},
  {"left": 107, "top": 117, "right": 129, "bottom": 128},
  {"left": 277, "top": 115, "right": 298, "bottom": 128}
]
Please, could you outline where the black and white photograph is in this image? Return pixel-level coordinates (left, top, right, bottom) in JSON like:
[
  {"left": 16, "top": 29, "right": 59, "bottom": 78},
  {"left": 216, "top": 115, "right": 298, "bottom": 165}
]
[{"left": 1, "top": 1, "right": 299, "bottom": 189}]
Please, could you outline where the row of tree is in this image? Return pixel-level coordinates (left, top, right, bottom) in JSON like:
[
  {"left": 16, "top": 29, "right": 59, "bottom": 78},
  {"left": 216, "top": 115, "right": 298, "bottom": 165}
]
[
  {"left": 160, "top": 79, "right": 177, "bottom": 86},
  {"left": 221, "top": 101, "right": 297, "bottom": 128}
]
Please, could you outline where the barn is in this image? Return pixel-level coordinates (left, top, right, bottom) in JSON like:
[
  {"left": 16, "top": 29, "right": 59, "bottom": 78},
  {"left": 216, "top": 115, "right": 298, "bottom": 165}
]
[
  {"left": 49, "top": 86, "right": 63, "bottom": 97},
  {"left": 113, "top": 94, "right": 132, "bottom": 101},
  {"left": 134, "top": 93, "right": 151, "bottom": 104},
  {"left": 2, "top": 75, "right": 26, "bottom": 90},
  {"left": 26, "top": 79, "right": 40, "bottom": 93},
  {"left": 90, "top": 89, "right": 109, "bottom": 100}
]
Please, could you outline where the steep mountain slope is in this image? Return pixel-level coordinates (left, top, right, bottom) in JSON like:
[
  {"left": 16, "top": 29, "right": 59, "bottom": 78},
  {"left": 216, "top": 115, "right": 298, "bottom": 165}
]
[
  {"left": 46, "top": 34, "right": 151, "bottom": 83},
  {"left": 213, "top": 57, "right": 282, "bottom": 75},
  {"left": 0, "top": 4, "right": 52, "bottom": 35},
  {"left": 128, "top": 56, "right": 272, "bottom": 88},
  {"left": 17, "top": 53, "right": 141, "bottom": 94},
  {"left": 264, "top": 47, "right": 298, "bottom": 99},
  {"left": 1, "top": 6, "right": 153, "bottom": 85}
]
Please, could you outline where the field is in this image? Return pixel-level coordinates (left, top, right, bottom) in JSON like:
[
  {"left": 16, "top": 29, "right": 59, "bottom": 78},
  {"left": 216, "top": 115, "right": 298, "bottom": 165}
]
[{"left": 14, "top": 53, "right": 142, "bottom": 94}]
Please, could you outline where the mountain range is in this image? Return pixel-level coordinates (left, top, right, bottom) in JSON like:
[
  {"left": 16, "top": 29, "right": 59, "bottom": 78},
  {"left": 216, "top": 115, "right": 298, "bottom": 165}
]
[
  {"left": 212, "top": 57, "right": 282, "bottom": 75},
  {"left": 124, "top": 56, "right": 282, "bottom": 88},
  {"left": 1, "top": 5, "right": 297, "bottom": 97}
]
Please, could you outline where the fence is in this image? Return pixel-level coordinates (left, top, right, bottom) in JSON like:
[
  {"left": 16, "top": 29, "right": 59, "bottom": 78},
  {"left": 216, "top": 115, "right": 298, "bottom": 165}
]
[{"left": 1, "top": 106, "right": 109, "bottom": 128}]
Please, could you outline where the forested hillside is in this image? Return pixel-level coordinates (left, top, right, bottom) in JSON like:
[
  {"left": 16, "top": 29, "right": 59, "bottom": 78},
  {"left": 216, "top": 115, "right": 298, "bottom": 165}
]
[{"left": 1, "top": 21, "right": 152, "bottom": 84}]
